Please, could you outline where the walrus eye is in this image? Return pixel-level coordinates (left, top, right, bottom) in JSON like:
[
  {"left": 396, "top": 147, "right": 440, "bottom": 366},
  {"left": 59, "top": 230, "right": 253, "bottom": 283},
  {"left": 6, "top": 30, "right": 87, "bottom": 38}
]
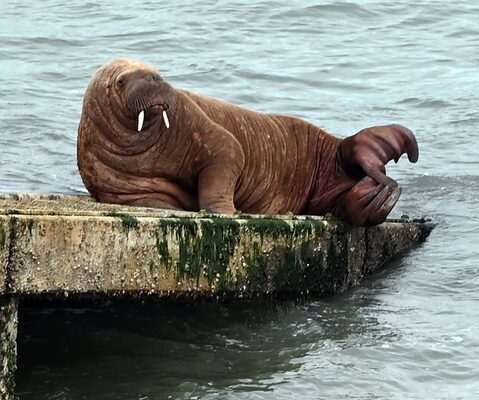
[{"left": 117, "top": 77, "right": 125, "bottom": 88}]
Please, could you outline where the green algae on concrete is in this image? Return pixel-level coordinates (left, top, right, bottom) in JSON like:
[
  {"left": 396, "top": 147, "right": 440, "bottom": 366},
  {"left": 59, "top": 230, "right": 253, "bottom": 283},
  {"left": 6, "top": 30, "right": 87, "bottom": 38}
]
[
  {"left": 105, "top": 211, "right": 139, "bottom": 233},
  {"left": 153, "top": 217, "right": 242, "bottom": 290}
]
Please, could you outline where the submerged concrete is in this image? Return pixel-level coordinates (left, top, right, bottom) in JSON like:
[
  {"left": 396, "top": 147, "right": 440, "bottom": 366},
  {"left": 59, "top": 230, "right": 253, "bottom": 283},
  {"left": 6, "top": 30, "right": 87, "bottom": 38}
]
[
  {"left": 0, "top": 193, "right": 433, "bottom": 397},
  {"left": 0, "top": 297, "right": 16, "bottom": 400}
]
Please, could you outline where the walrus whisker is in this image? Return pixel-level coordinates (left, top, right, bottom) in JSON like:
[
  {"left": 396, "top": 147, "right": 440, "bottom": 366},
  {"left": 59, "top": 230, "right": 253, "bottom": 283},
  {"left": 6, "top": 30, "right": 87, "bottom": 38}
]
[{"left": 135, "top": 97, "right": 144, "bottom": 114}]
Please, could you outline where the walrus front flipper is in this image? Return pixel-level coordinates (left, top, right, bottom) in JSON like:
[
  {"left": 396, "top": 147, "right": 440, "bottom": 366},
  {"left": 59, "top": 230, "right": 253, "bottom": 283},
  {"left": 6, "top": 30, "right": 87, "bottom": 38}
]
[
  {"left": 180, "top": 98, "right": 247, "bottom": 214},
  {"left": 196, "top": 130, "right": 245, "bottom": 214},
  {"left": 336, "top": 177, "right": 402, "bottom": 226},
  {"left": 335, "top": 124, "right": 418, "bottom": 226}
]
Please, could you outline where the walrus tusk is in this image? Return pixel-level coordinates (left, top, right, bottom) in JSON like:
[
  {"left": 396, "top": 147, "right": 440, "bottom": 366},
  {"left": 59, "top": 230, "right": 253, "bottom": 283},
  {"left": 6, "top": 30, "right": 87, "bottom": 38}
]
[
  {"left": 138, "top": 110, "right": 145, "bottom": 132},
  {"left": 163, "top": 110, "right": 170, "bottom": 129}
]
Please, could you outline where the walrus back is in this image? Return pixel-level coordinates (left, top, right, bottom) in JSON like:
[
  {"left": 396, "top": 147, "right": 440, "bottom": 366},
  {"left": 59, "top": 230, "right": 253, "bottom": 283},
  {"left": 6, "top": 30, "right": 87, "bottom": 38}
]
[{"left": 180, "top": 90, "right": 323, "bottom": 214}]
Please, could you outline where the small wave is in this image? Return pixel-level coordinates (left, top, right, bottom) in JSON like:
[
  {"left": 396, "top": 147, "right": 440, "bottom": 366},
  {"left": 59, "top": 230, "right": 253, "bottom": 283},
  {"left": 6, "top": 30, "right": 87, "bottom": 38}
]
[
  {"left": 272, "top": 2, "right": 378, "bottom": 20},
  {"left": 396, "top": 97, "right": 453, "bottom": 109}
]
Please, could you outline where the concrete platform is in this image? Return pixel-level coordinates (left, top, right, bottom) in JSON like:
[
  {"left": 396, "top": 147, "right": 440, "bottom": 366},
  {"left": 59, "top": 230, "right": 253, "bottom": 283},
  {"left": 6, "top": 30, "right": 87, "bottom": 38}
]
[{"left": 0, "top": 194, "right": 433, "bottom": 398}]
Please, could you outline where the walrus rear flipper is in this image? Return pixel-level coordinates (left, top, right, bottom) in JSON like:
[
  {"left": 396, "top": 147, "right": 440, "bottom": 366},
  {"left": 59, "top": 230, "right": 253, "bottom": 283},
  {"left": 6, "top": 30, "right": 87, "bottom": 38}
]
[
  {"left": 335, "top": 124, "right": 418, "bottom": 226},
  {"left": 336, "top": 176, "right": 402, "bottom": 226}
]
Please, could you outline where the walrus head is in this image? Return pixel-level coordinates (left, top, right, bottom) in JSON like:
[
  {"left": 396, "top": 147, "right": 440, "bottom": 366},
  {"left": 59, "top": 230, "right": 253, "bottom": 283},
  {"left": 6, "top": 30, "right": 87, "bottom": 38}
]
[{"left": 86, "top": 58, "right": 175, "bottom": 135}]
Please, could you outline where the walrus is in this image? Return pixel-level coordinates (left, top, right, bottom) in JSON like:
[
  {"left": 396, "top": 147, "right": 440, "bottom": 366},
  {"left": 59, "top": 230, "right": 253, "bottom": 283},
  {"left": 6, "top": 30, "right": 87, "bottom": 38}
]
[{"left": 77, "top": 58, "right": 418, "bottom": 226}]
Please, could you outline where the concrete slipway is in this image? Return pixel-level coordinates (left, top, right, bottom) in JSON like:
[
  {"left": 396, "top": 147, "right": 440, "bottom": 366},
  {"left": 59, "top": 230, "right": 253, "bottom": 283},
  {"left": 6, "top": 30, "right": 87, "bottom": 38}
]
[{"left": 0, "top": 194, "right": 433, "bottom": 398}]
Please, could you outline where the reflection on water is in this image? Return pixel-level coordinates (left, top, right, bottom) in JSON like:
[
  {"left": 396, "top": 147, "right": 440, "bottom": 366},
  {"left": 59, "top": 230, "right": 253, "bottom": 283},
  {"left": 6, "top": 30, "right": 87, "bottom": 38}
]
[
  {"left": 2, "top": 0, "right": 479, "bottom": 398},
  {"left": 17, "top": 286, "right": 389, "bottom": 400}
]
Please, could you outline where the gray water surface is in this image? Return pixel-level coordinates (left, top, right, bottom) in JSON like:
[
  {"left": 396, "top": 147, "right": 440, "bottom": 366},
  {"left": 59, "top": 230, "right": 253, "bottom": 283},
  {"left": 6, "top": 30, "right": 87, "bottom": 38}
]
[{"left": 1, "top": 1, "right": 478, "bottom": 399}]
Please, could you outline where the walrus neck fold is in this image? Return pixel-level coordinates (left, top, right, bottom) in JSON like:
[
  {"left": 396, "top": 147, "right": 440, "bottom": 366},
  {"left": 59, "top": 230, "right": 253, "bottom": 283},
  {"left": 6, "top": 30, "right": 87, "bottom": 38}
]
[{"left": 305, "top": 133, "right": 350, "bottom": 215}]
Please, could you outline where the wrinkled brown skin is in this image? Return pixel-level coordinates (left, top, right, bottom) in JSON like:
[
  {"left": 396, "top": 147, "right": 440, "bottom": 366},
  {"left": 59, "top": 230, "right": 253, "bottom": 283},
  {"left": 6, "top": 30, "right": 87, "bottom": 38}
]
[{"left": 77, "top": 59, "right": 419, "bottom": 227}]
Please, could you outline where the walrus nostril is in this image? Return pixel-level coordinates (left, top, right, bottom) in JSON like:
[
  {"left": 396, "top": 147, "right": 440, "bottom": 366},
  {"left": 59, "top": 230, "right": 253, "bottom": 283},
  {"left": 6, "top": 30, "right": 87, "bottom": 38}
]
[{"left": 146, "top": 74, "right": 162, "bottom": 84}]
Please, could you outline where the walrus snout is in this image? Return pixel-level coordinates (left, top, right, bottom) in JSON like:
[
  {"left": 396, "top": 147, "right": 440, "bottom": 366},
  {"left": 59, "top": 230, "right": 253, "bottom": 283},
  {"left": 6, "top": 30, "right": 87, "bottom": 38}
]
[
  {"left": 125, "top": 77, "right": 168, "bottom": 114},
  {"left": 101, "top": 60, "right": 174, "bottom": 132},
  {"left": 125, "top": 77, "right": 171, "bottom": 132}
]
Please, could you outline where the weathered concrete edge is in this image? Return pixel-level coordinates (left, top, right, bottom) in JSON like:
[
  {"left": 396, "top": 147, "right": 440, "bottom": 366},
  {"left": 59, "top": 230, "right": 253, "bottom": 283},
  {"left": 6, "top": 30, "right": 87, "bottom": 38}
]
[
  {"left": 0, "top": 193, "right": 430, "bottom": 224},
  {"left": 0, "top": 212, "right": 433, "bottom": 298}
]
